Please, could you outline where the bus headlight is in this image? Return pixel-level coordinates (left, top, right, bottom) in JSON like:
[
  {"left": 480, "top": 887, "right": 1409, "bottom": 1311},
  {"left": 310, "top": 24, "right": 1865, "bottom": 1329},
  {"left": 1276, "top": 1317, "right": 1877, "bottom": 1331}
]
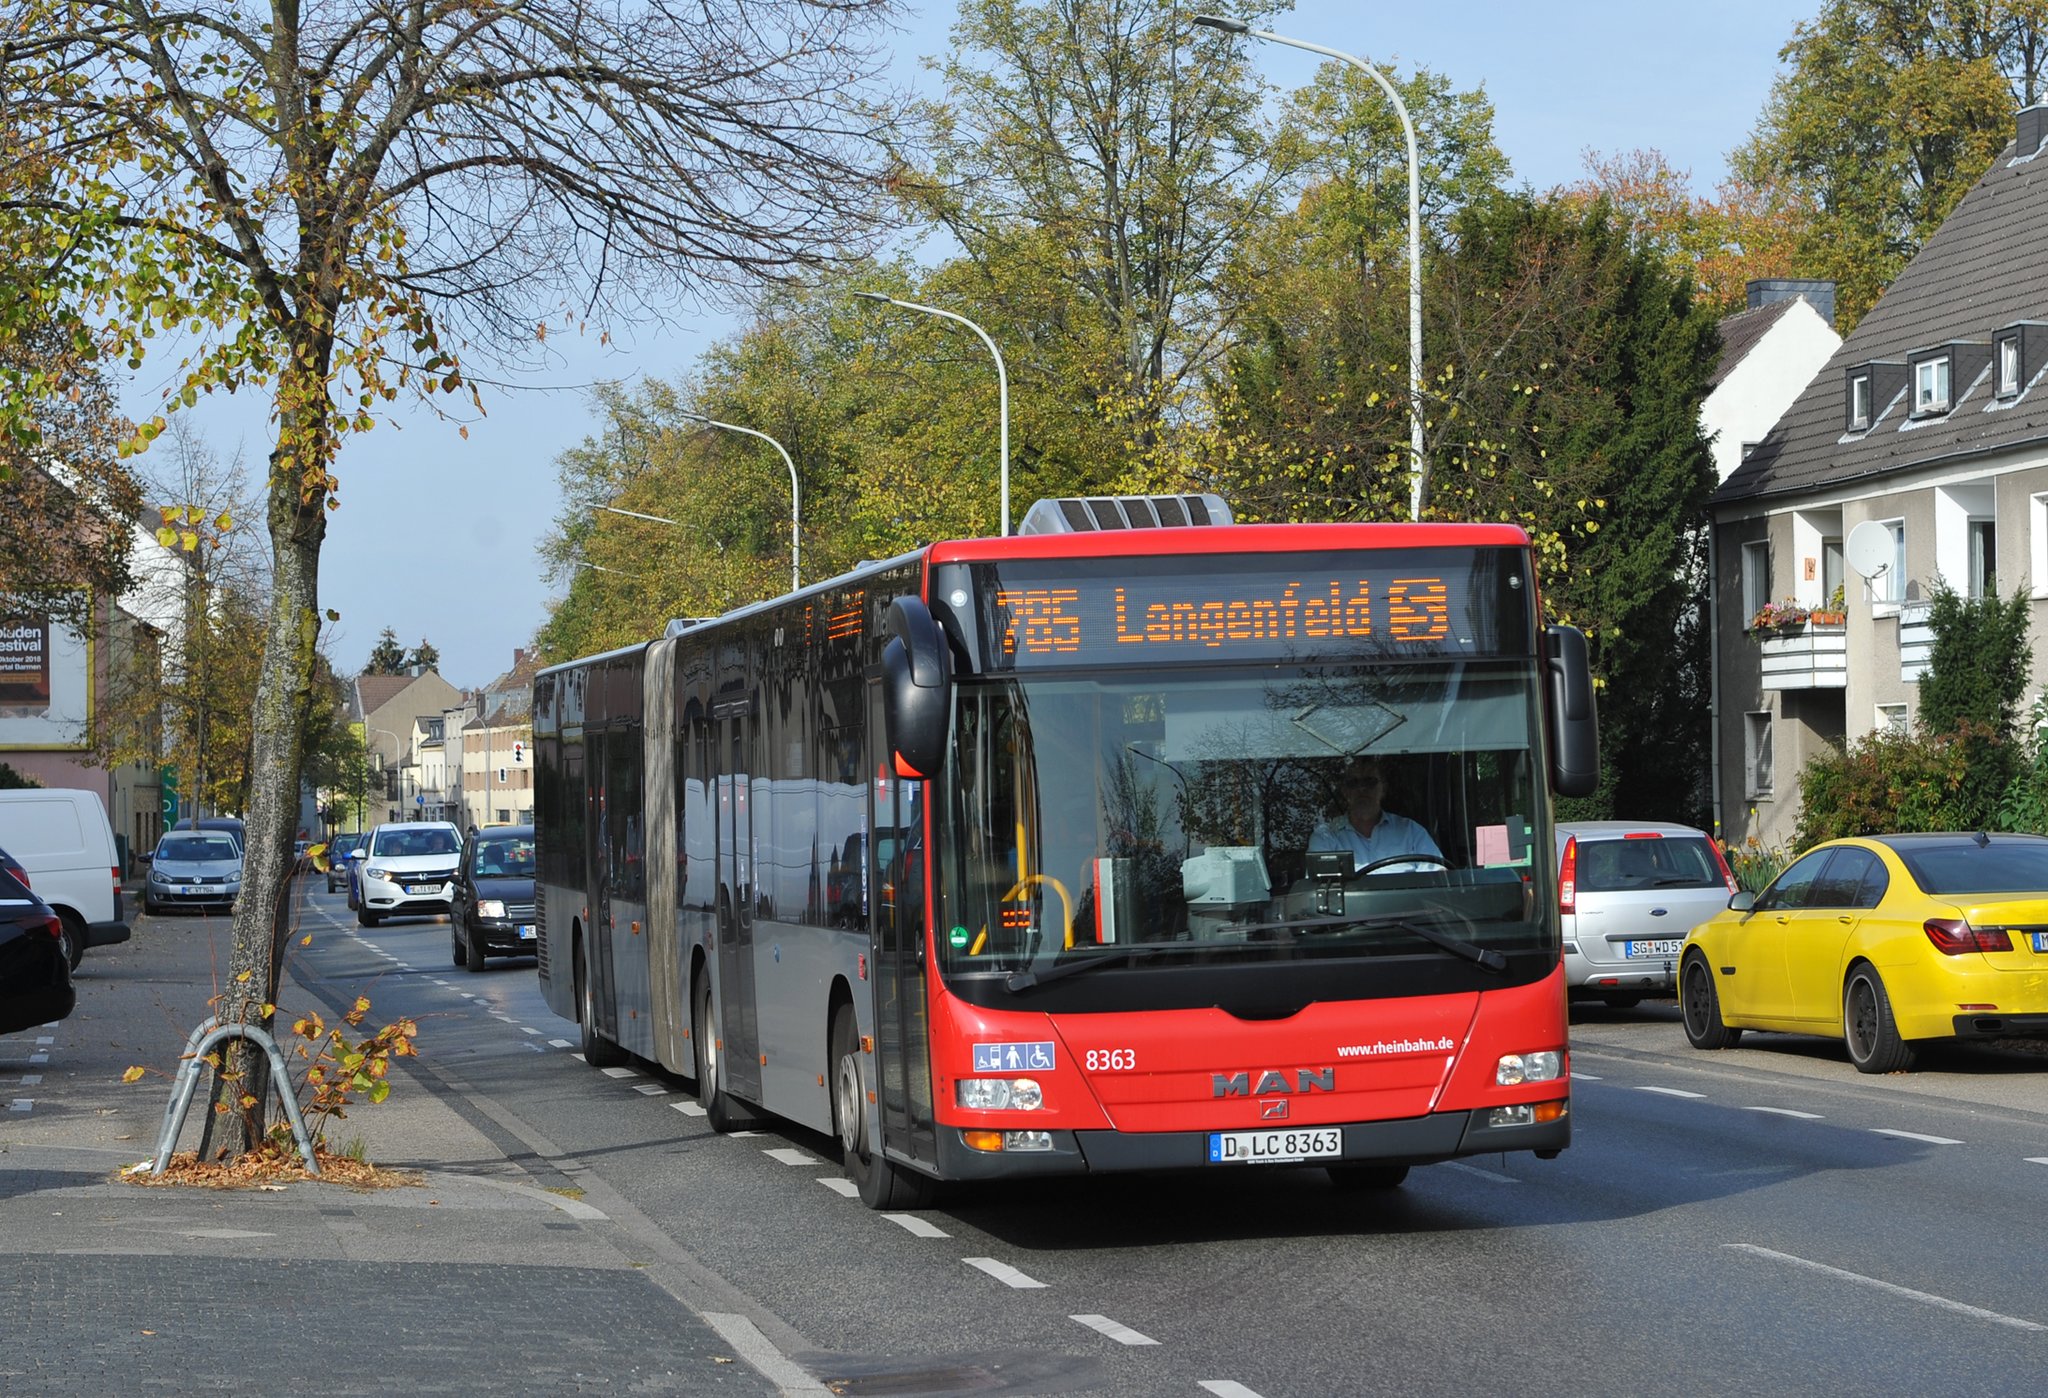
[
  {"left": 956, "top": 1078, "right": 1044, "bottom": 1111},
  {"left": 1496, "top": 1050, "right": 1563, "bottom": 1086}
]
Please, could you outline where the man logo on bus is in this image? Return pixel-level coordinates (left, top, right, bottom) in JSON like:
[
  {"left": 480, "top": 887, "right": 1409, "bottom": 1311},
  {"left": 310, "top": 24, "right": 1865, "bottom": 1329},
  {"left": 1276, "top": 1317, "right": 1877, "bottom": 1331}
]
[{"left": 1212, "top": 1067, "right": 1336, "bottom": 1098}]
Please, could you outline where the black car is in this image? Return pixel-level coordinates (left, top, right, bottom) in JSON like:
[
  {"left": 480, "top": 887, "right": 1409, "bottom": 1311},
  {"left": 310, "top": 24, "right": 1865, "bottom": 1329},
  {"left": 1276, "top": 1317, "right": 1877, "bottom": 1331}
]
[
  {"left": 1, "top": 864, "right": 74, "bottom": 1035},
  {"left": 324, "top": 833, "right": 362, "bottom": 893},
  {"left": 451, "top": 825, "right": 537, "bottom": 972}
]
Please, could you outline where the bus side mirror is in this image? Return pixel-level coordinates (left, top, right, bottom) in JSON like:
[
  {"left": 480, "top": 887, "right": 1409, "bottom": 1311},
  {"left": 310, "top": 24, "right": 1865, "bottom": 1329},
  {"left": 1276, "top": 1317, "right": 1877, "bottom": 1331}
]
[
  {"left": 882, "top": 595, "right": 952, "bottom": 779},
  {"left": 1545, "top": 624, "right": 1600, "bottom": 797}
]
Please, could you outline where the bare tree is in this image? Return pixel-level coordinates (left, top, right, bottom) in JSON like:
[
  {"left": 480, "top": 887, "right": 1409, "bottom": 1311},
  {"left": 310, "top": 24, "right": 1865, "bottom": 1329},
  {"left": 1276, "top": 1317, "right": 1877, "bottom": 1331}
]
[{"left": 1, "top": 0, "right": 907, "bottom": 1157}]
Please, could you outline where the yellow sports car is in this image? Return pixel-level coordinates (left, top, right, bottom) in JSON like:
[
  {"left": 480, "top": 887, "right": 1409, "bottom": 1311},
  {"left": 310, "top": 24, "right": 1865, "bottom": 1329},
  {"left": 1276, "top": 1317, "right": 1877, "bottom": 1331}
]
[{"left": 1680, "top": 832, "right": 2048, "bottom": 1073}]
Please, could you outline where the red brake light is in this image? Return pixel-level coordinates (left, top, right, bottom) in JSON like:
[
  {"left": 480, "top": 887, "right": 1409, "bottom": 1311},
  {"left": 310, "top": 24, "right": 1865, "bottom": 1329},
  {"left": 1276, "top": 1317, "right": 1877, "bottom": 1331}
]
[
  {"left": 13, "top": 866, "right": 27, "bottom": 889},
  {"left": 1559, "top": 836, "right": 1578, "bottom": 914},
  {"left": 1708, "top": 839, "right": 1740, "bottom": 895},
  {"left": 1924, "top": 918, "right": 2012, "bottom": 955},
  {"left": 36, "top": 913, "right": 61, "bottom": 941}
]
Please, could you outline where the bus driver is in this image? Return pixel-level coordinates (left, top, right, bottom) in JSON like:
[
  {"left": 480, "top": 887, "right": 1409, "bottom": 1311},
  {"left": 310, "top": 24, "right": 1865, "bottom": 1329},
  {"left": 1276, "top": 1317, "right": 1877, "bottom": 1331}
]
[{"left": 1308, "top": 756, "right": 1444, "bottom": 875}]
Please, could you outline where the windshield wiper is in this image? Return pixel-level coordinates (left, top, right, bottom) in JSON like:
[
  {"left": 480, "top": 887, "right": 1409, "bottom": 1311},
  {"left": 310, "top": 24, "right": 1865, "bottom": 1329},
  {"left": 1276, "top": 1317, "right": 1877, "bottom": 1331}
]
[
  {"left": 1237, "top": 914, "right": 1509, "bottom": 974},
  {"left": 1004, "top": 942, "right": 1212, "bottom": 993}
]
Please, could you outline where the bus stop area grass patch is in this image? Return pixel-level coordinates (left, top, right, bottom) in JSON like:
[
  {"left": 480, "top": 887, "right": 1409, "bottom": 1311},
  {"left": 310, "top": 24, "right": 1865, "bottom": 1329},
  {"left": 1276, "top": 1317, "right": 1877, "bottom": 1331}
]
[{"left": 119, "top": 1148, "right": 423, "bottom": 1191}]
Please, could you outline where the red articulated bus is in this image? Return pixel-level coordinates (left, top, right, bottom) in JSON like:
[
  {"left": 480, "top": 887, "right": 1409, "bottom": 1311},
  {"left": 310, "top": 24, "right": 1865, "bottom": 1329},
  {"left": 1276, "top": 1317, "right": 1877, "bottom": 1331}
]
[{"left": 533, "top": 494, "right": 1599, "bottom": 1207}]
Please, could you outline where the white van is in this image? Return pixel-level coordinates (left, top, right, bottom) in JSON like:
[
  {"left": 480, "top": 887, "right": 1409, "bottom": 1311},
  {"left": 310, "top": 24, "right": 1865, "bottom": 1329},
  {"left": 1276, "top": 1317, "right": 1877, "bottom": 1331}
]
[{"left": 0, "top": 788, "right": 130, "bottom": 970}]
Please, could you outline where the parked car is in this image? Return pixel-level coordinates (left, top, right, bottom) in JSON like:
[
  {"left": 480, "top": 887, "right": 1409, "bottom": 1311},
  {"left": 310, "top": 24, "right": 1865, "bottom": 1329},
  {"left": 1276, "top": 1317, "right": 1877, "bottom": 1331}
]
[
  {"left": 0, "top": 788, "right": 130, "bottom": 970},
  {"left": 355, "top": 821, "right": 463, "bottom": 927},
  {"left": 143, "top": 830, "right": 244, "bottom": 915},
  {"left": 0, "top": 864, "right": 73, "bottom": 1035},
  {"left": 0, "top": 844, "right": 30, "bottom": 889},
  {"left": 451, "top": 824, "right": 537, "bottom": 971},
  {"left": 1682, "top": 831, "right": 2048, "bottom": 1073},
  {"left": 324, "top": 833, "right": 361, "bottom": 893},
  {"left": 1557, "top": 821, "right": 1739, "bottom": 1006}
]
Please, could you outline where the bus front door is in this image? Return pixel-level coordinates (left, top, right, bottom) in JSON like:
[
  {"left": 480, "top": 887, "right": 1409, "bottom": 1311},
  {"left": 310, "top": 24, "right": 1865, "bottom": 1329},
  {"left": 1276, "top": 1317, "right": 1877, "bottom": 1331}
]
[
  {"left": 868, "top": 682, "right": 936, "bottom": 1168},
  {"left": 714, "top": 700, "right": 763, "bottom": 1102}
]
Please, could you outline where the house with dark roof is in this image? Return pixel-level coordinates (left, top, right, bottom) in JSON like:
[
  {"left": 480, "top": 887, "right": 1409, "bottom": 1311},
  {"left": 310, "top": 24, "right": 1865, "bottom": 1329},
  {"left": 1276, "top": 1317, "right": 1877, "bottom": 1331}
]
[
  {"left": 1711, "top": 104, "right": 2048, "bottom": 847},
  {"left": 1703, "top": 280, "right": 1841, "bottom": 485}
]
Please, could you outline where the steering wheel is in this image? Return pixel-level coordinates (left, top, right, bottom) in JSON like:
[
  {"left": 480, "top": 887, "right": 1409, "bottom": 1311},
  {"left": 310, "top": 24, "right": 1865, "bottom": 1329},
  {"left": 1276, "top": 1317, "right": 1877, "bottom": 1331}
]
[{"left": 1357, "top": 853, "right": 1451, "bottom": 876}]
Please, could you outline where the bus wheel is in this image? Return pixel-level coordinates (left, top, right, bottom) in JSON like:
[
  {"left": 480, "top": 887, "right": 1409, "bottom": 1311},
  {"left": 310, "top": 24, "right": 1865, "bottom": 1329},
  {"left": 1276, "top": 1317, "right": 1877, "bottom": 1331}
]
[
  {"left": 1327, "top": 1163, "right": 1409, "bottom": 1191},
  {"left": 575, "top": 937, "right": 624, "bottom": 1067},
  {"left": 693, "top": 978, "right": 753, "bottom": 1131},
  {"left": 831, "top": 1003, "right": 936, "bottom": 1211}
]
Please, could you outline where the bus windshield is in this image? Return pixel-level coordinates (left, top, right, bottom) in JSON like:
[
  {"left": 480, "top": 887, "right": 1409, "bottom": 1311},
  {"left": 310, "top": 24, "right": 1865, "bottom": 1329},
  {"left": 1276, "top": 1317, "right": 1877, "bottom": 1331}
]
[{"left": 934, "top": 661, "right": 1553, "bottom": 989}]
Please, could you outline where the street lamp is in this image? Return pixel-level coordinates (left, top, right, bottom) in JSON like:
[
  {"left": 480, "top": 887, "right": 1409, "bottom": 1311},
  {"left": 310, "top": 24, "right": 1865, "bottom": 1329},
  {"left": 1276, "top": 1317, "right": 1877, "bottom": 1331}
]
[
  {"left": 852, "top": 290, "right": 1012, "bottom": 535},
  {"left": 679, "top": 412, "right": 801, "bottom": 592},
  {"left": 1193, "top": 15, "right": 1427, "bottom": 520}
]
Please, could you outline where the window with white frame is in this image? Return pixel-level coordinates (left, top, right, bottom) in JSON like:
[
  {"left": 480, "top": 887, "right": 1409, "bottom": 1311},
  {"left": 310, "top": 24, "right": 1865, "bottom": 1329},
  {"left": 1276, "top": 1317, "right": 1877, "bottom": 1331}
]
[
  {"left": 1745, "top": 713, "right": 1774, "bottom": 798},
  {"left": 1999, "top": 336, "right": 2022, "bottom": 397},
  {"left": 1742, "top": 540, "right": 1770, "bottom": 623},
  {"left": 1875, "top": 519, "right": 1905, "bottom": 602},
  {"left": 2032, "top": 493, "right": 2048, "bottom": 595},
  {"left": 1876, "top": 703, "right": 1909, "bottom": 735},
  {"left": 1915, "top": 356, "right": 1952, "bottom": 415},
  {"left": 1849, "top": 373, "right": 1872, "bottom": 429},
  {"left": 1823, "top": 536, "right": 1844, "bottom": 607},
  {"left": 1968, "top": 517, "right": 1997, "bottom": 598}
]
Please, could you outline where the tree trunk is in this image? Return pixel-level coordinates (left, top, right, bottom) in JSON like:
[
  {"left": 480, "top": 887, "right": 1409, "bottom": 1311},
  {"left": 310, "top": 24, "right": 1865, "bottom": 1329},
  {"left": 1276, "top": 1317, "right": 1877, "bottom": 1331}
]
[{"left": 206, "top": 341, "right": 331, "bottom": 1158}]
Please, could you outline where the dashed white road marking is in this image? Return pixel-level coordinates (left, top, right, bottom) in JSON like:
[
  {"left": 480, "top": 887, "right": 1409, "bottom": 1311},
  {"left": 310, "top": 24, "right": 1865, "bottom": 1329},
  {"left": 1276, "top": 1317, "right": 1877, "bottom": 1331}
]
[
  {"left": 730, "top": 1129, "right": 765, "bottom": 1138},
  {"left": 570, "top": 1052, "right": 586, "bottom": 1062},
  {"left": 672, "top": 1101, "right": 707, "bottom": 1117},
  {"left": 599, "top": 1066, "right": 637, "bottom": 1080},
  {"left": 765, "top": 1147, "right": 815, "bottom": 1166},
  {"left": 1636, "top": 1085, "right": 1706, "bottom": 1099},
  {"left": 883, "top": 1212, "right": 949, "bottom": 1238},
  {"left": 433, "top": 979, "right": 451, "bottom": 986},
  {"left": 632, "top": 1084, "right": 668, "bottom": 1096},
  {"left": 817, "top": 1177, "right": 859, "bottom": 1198},
  {"left": 2027, "top": 1157, "right": 2048, "bottom": 1166},
  {"left": 1725, "top": 1243, "right": 2045, "bottom": 1331},
  {"left": 521, "top": 1027, "right": 540, "bottom": 1034},
  {"left": 1872, "top": 1128, "right": 1964, "bottom": 1146},
  {"left": 489, "top": 1013, "right": 516, "bottom": 1023},
  {"left": 19, "top": 1074, "right": 41, "bottom": 1086},
  {"left": 1573, "top": 1072, "right": 1600, "bottom": 1081},
  {"left": 34, "top": 1037, "right": 53, "bottom": 1046},
  {"left": 1070, "top": 1314, "right": 1158, "bottom": 1346},
  {"left": 8, "top": 1099, "right": 31, "bottom": 1113},
  {"left": 1444, "top": 1161, "right": 1518, "bottom": 1184},
  {"left": 1747, "top": 1106, "right": 1825, "bottom": 1120},
  {"left": 1200, "top": 1383, "right": 1265, "bottom": 1398},
  {"left": 27, "top": 1053, "right": 46, "bottom": 1065},
  {"left": 549, "top": 1039, "right": 573, "bottom": 1049},
  {"left": 964, "top": 1257, "right": 1046, "bottom": 1289}
]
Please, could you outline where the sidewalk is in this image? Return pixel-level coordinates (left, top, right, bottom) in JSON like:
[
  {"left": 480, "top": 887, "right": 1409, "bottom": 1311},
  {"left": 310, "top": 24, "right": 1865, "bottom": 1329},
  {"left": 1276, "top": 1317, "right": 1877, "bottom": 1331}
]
[{"left": 0, "top": 876, "right": 782, "bottom": 1394}]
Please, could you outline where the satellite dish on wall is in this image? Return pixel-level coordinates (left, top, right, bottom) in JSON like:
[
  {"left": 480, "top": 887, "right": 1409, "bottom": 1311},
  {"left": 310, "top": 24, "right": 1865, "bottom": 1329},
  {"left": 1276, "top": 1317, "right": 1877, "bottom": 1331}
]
[{"left": 1845, "top": 520, "right": 1893, "bottom": 579}]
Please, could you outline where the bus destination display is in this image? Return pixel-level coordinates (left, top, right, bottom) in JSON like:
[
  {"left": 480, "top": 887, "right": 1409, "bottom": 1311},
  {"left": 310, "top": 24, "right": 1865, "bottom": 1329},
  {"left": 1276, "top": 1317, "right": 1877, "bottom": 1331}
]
[{"left": 974, "top": 551, "right": 1529, "bottom": 668}]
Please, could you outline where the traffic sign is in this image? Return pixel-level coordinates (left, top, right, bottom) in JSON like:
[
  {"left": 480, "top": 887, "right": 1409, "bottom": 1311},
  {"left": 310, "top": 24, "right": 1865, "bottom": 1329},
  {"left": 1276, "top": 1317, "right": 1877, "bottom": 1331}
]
[{"left": 159, "top": 765, "right": 179, "bottom": 824}]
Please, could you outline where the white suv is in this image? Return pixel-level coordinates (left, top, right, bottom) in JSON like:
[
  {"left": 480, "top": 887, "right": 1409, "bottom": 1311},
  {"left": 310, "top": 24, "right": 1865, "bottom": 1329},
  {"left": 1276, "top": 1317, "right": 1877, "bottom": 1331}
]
[{"left": 356, "top": 821, "right": 463, "bottom": 927}]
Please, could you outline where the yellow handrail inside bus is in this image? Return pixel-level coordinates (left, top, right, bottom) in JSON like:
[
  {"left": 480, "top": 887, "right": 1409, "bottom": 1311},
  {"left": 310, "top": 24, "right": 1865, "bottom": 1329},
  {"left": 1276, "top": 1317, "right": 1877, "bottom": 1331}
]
[{"left": 1003, "top": 873, "right": 1074, "bottom": 949}]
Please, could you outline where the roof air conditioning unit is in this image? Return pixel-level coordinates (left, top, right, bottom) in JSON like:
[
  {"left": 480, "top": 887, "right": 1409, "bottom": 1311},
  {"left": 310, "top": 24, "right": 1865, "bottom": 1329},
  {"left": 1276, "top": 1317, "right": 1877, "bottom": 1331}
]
[{"left": 1016, "top": 494, "right": 1234, "bottom": 534}]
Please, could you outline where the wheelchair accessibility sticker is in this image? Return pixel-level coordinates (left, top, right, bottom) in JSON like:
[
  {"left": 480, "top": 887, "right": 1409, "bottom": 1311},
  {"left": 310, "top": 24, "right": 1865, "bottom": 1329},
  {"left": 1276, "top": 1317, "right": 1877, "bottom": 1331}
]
[{"left": 973, "top": 1041, "right": 1055, "bottom": 1073}]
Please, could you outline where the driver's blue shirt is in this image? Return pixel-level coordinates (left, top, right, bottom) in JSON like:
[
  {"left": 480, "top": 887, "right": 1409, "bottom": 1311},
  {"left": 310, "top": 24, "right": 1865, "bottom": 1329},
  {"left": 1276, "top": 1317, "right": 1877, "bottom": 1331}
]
[{"left": 1308, "top": 811, "right": 1443, "bottom": 873}]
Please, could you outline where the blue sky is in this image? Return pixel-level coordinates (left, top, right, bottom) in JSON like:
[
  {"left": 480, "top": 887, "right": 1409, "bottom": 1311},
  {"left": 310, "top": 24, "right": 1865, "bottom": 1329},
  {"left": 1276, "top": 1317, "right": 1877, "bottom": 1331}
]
[{"left": 126, "top": 0, "right": 1815, "bottom": 689}]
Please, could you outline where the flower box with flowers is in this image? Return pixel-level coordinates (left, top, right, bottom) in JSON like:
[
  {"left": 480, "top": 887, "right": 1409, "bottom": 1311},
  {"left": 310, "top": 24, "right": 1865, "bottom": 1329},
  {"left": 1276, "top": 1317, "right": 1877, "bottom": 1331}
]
[{"left": 1748, "top": 600, "right": 1810, "bottom": 637}]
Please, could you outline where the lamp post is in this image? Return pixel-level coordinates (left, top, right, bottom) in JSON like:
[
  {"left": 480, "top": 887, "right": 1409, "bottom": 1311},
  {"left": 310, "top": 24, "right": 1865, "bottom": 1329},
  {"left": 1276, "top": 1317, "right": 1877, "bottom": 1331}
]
[
  {"left": 1192, "top": 15, "right": 1427, "bottom": 520},
  {"left": 679, "top": 412, "right": 801, "bottom": 592},
  {"left": 852, "top": 290, "right": 1011, "bottom": 535}
]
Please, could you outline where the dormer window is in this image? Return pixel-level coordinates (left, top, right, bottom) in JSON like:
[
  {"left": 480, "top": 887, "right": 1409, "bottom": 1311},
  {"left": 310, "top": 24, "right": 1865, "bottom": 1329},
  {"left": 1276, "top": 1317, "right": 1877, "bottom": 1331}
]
[
  {"left": 1914, "top": 356, "right": 1951, "bottom": 415},
  {"left": 1999, "top": 334, "right": 2023, "bottom": 397},
  {"left": 1849, "top": 373, "right": 1872, "bottom": 429}
]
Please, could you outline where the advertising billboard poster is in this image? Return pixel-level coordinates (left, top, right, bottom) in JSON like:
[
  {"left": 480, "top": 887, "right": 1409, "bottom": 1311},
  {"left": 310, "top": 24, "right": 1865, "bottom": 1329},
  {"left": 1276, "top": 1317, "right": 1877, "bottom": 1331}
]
[{"left": 0, "top": 601, "right": 92, "bottom": 749}]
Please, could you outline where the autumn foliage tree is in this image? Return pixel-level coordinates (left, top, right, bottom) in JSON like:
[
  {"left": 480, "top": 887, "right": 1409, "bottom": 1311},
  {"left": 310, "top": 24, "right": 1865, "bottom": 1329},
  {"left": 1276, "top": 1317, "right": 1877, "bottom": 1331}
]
[{"left": 1, "top": 0, "right": 908, "bottom": 1159}]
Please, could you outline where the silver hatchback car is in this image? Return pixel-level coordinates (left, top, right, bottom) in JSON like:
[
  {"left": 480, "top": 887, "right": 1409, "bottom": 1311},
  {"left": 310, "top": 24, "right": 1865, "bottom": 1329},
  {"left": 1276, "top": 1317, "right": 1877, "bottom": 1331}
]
[{"left": 1556, "top": 821, "right": 1737, "bottom": 1006}]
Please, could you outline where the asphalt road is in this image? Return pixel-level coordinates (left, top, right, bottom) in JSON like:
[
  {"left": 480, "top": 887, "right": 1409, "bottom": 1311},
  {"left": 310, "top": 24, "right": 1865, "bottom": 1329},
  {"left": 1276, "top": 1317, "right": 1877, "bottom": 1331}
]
[{"left": 57, "top": 887, "right": 2048, "bottom": 1395}]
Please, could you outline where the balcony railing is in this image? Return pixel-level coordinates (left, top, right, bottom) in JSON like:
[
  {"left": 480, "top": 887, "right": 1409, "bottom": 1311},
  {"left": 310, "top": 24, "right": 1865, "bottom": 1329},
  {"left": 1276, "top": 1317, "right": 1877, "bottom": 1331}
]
[
  {"left": 1757, "top": 618, "right": 1847, "bottom": 690},
  {"left": 1898, "top": 599, "right": 1934, "bottom": 682}
]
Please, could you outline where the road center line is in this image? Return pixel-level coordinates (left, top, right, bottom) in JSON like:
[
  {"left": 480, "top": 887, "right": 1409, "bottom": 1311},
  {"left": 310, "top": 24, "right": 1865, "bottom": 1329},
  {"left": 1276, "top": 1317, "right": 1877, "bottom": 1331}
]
[
  {"left": 1200, "top": 1383, "right": 1266, "bottom": 1398},
  {"left": 764, "top": 1147, "right": 815, "bottom": 1166},
  {"left": 1871, "top": 1128, "right": 1963, "bottom": 1145},
  {"left": 1070, "top": 1313, "right": 1158, "bottom": 1346},
  {"left": 1724, "top": 1243, "right": 2045, "bottom": 1331},
  {"left": 817, "top": 1177, "right": 859, "bottom": 1198},
  {"left": 2027, "top": 1157, "right": 2048, "bottom": 1166},
  {"left": 599, "top": 1066, "right": 637, "bottom": 1079},
  {"left": 1635, "top": 1085, "right": 1706, "bottom": 1099},
  {"left": 882, "top": 1212, "right": 949, "bottom": 1238},
  {"left": 964, "top": 1256, "right": 1047, "bottom": 1289},
  {"left": 672, "top": 1101, "right": 707, "bottom": 1117},
  {"left": 1746, "top": 1106, "right": 1825, "bottom": 1120}
]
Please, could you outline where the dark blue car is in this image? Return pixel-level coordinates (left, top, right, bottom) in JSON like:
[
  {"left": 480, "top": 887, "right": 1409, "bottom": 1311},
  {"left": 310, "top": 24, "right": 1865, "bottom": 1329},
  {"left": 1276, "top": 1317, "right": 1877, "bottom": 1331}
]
[{"left": 1, "top": 864, "right": 74, "bottom": 1035}]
